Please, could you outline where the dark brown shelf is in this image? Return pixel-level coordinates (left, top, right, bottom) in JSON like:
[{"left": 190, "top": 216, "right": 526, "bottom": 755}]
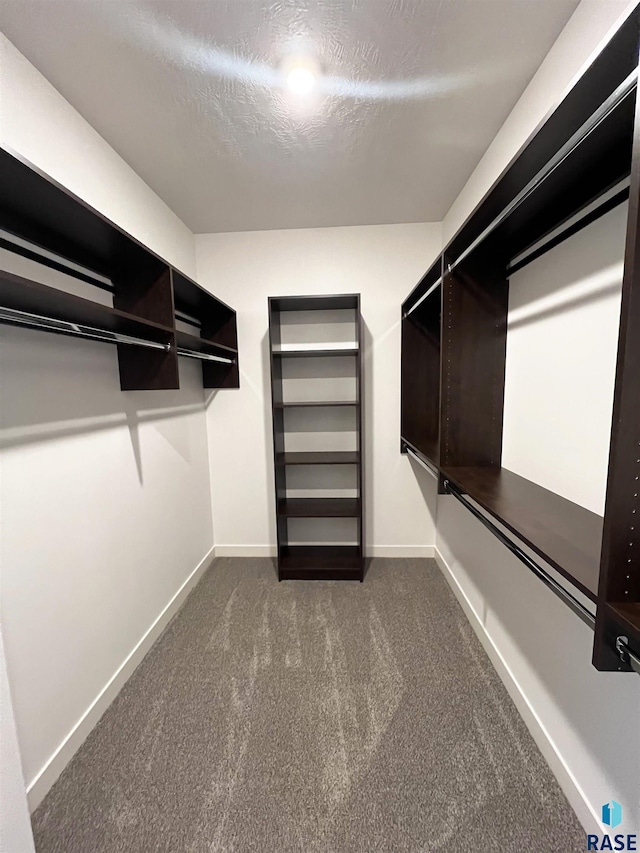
[
  {"left": 270, "top": 294, "right": 360, "bottom": 311},
  {"left": 276, "top": 451, "right": 359, "bottom": 466},
  {"left": 274, "top": 400, "right": 359, "bottom": 408},
  {"left": 605, "top": 603, "right": 640, "bottom": 647},
  {"left": 277, "top": 498, "right": 361, "bottom": 518},
  {"left": 0, "top": 271, "right": 174, "bottom": 342},
  {"left": 441, "top": 466, "right": 602, "bottom": 601},
  {"left": 279, "top": 546, "right": 363, "bottom": 580},
  {"left": 175, "top": 329, "right": 237, "bottom": 356},
  {"left": 272, "top": 347, "right": 358, "bottom": 358}
]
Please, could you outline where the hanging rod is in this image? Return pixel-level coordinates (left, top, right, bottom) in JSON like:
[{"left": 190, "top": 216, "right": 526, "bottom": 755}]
[
  {"left": 176, "top": 347, "right": 234, "bottom": 364},
  {"left": 405, "top": 275, "right": 443, "bottom": 318},
  {"left": 615, "top": 637, "right": 640, "bottom": 676},
  {"left": 443, "top": 478, "right": 596, "bottom": 630},
  {"left": 405, "top": 445, "right": 439, "bottom": 480},
  {"left": 449, "top": 67, "right": 638, "bottom": 275},
  {"left": 0, "top": 306, "right": 170, "bottom": 351},
  {"left": 507, "top": 180, "right": 630, "bottom": 276}
]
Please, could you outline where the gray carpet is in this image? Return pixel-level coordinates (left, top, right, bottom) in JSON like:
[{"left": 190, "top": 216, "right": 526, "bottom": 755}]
[{"left": 32, "top": 558, "right": 586, "bottom": 852}]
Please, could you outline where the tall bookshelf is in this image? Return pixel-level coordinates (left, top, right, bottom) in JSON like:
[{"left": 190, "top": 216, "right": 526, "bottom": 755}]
[{"left": 268, "top": 294, "right": 364, "bottom": 581}]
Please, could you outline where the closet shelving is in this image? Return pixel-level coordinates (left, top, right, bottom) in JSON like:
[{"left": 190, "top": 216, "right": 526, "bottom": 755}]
[
  {"left": 401, "top": 9, "right": 640, "bottom": 672},
  {"left": 268, "top": 294, "right": 364, "bottom": 581},
  {"left": 0, "top": 148, "right": 239, "bottom": 391}
]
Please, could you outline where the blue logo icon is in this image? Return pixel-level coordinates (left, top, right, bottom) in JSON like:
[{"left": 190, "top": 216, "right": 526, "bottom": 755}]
[{"left": 602, "top": 801, "right": 623, "bottom": 829}]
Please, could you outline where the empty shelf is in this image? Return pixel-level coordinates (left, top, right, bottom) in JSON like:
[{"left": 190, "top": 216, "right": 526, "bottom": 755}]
[
  {"left": 277, "top": 498, "right": 361, "bottom": 518},
  {"left": 276, "top": 451, "right": 359, "bottom": 466},
  {"left": 0, "top": 271, "right": 174, "bottom": 342},
  {"left": 274, "top": 400, "right": 359, "bottom": 408},
  {"left": 279, "top": 545, "right": 363, "bottom": 580},
  {"left": 272, "top": 347, "right": 358, "bottom": 358},
  {"left": 175, "top": 329, "right": 237, "bottom": 357},
  {"left": 441, "top": 466, "right": 602, "bottom": 601}
]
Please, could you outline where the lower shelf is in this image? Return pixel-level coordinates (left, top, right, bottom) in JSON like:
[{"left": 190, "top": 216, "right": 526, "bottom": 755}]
[{"left": 279, "top": 545, "right": 363, "bottom": 581}]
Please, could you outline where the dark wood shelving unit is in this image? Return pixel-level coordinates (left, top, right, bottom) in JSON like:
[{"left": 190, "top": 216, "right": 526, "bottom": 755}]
[
  {"left": 401, "top": 259, "right": 442, "bottom": 468},
  {"left": 0, "top": 147, "right": 239, "bottom": 392},
  {"left": 400, "top": 8, "right": 640, "bottom": 672},
  {"left": 269, "top": 294, "right": 364, "bottom": 581}
]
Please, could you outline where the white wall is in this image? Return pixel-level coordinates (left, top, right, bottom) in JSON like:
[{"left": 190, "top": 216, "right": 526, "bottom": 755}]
[
  {"left": 0, "top": 630, "right": 35, "bottom": 853},
  {"left": 436, "top": 0, "right": 640, "bottom": 835},
  {"left": 196, "top": 223, "right": 441, "bottom": 557},
  {"left": 0, "top": 35, "right": 215, "bottom": 813},
  {"left": 502, "top": 202, "right": 626, "bottom": 516}
]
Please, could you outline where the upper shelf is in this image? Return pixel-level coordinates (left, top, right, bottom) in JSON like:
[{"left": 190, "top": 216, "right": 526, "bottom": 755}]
[
  {"left": 0, "top": 270, "right": 173, "bottom": 343},
  {"left": 446, "top": 13, "right": 638, "bottom": 268},
  {"left": 269, "top": 294, "right": 360, "bottom": 311},
  {"left": 441, "top": 466, "right": 602, "bottom": 601}
]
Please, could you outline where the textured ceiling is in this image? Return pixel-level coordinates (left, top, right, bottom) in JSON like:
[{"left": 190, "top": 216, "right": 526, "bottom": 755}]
[{"left": 0, "top": 1, "right": 580, "bottom": 233}]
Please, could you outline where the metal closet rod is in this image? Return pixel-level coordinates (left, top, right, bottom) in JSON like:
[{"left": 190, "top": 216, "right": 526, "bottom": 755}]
[
  {"left": 176, "top": 347, "right": 234, "bottom": 364},
  {"left": 0, "top": 306, "right": 170, "bottom": 351},
  {"left": 443, "top": 479, "right": 640, "bottom": 675},
  {"left": 443, "top": 479, "right": 596, "bottom": 629},
  {"left": 404, "top": 67, "right": 638, "bottom": 317},
  {"left": 405, "top": 445, "right": 438, "bottom": 480}
]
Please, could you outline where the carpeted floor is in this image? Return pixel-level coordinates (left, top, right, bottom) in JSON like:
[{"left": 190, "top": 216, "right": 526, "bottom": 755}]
[{"left": 32, "top": 558, "right": 586, "bottom": 852}]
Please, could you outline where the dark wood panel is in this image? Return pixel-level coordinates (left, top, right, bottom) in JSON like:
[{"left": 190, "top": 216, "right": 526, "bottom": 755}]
[
  {"left": 276, "top": 451, "right": 359, "bottom": 465},
  {"left": 202, "top": 359, "right": 240, "bottom": 389},
  {"left": 440, "top": 250, "right": 508, "bottom": 470},
  {"left": 279, "top": 546, "right": 362, "bottom": 580},
  {"left": 277, "top": 498, "right": 361, "bottom": 518},
  {"left": 402, "top": 256, "right": 442, "bottom": 314},
  {"left": 275, "top": 400, "right": 359, "bottom": 408},
  {"left": 594, "top": 70, "right": 640, "bottom": 670},
  {"left": 270, "top": 294, "right": 359, "bottom": 311},
  {"left": 442, "top": 466, "right": 602, "bottom": 601},
  {"left": 401, "top": 312, "right": 440, "bottom": 465},
  {"left": 118, "top": 336, "right": 180, "bottom": 391},
  {"left": 113, "top": 265, "right": 175, "bottom": 328}
]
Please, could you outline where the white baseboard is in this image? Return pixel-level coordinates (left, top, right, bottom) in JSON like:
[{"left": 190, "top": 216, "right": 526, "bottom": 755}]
[
  {"left": 215, "top": 545, "right": 435, "bottom": 558},
  {"left": 26, "top": 545, "right": 216, "bottom": 812},
  {"left": 368, "top": 545, "right": 434, "bottom": 558},
  {"left": 433, "top": 546, "right": 598, "bottom": 835},
  {"left": 215, "top": 545, "right": 277, "bottom": 557}
]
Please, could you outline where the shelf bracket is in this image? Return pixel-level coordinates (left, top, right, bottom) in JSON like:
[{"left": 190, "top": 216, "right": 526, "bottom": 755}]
[{"left": 615, "top": 636, "right": 640, "bottom": 675}]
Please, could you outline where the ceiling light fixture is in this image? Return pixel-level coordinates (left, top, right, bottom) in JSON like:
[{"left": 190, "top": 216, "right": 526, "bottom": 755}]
[{"left": 285, "top": 64, "right": 317, "bottom": 96}]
